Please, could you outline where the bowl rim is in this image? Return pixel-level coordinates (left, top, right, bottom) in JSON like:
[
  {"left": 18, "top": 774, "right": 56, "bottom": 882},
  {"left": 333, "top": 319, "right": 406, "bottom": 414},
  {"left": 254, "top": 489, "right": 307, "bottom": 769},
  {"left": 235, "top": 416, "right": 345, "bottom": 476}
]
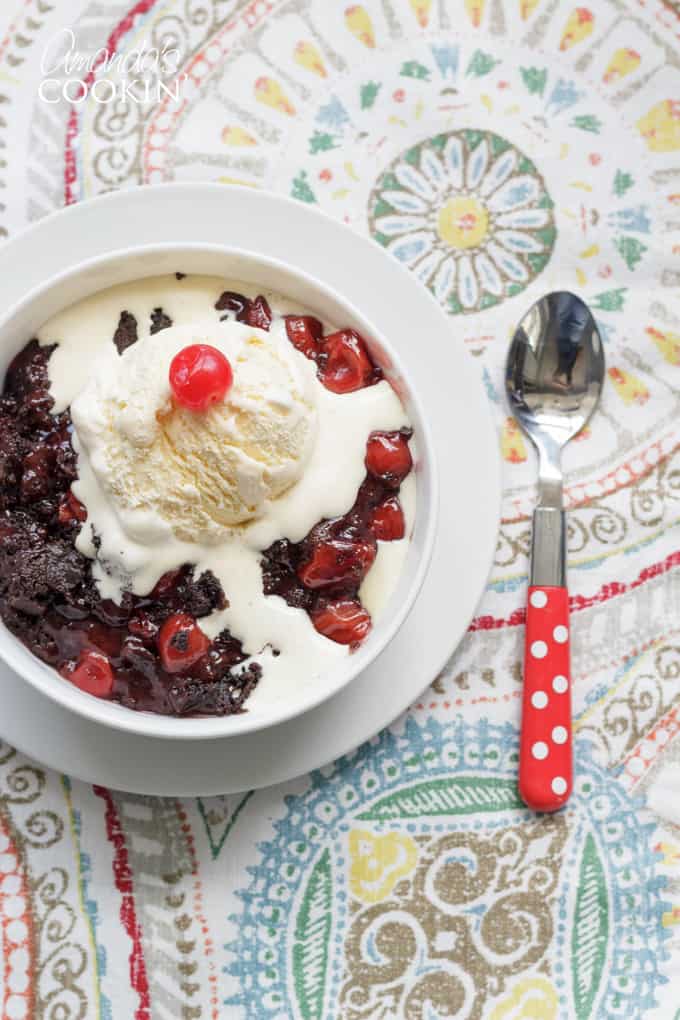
[{"left": 0, "top": 240, "right": 439, "bottom": 740}]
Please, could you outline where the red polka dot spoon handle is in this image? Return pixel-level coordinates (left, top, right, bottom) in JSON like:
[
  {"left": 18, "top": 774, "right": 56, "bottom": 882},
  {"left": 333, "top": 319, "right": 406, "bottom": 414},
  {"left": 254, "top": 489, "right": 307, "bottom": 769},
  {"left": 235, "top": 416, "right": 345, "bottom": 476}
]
[
  {"left": 505, "top": 292, "right": 605, "bottom": 813},
  {"left": 520, "top": 582, "right": 572, "bottom": 811}
]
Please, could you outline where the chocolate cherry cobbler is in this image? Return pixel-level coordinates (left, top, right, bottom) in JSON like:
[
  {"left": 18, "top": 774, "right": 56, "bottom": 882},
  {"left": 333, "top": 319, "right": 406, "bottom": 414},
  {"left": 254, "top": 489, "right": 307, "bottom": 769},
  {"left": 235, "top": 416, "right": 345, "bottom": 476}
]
[{"left": 0, "top": 274, "right": 415, "bottom": 717}]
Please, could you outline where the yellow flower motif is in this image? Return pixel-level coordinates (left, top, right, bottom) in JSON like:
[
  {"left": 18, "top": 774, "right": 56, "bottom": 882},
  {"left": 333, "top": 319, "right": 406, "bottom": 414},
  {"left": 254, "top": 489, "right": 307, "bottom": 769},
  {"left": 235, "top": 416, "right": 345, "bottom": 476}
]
[
  {"left": 410, "top": 0, "right": 432, "bottom": 28},
  {"left": 437, "top": 196, "right": 489, "bottom": 250},
  {"left": 637, "top": 100, "right": 680, "bottom": 152},
  {"left": 345, "top": 6, "right": 376, "bottom": 48},
  {"left": 490, "top": 976, "right": 559, "bottom": 1020},
  {"left": 559, "top": 8, "right": 594, "bottom": 52},
  {"left": 608, "top": 366, "right": 649, "bottom": 406},
  {"left": 348, "top": 830, "right": 418, "bottom": 904},
  {"left": 465, "top": 0, "right": 486, "bottom": 27},
  {"left": 603, "top": 48, "right": 640, "bottom": 83},
  {"left": 222, "top": 126, "right": 258, "bottom": 146},
  {"left": 294, "top": 41, "right": 327, "bottom": 77},
  {"left": 646, "top": 327, "right": 680, "bottom": 366},
  {"left": 520, "top": 0, "right": 541, "bottom": 20},
  {"left": 254, "top": 77, "right": 296, "bottom": 116},
  {"left": 501, "top": 416, "right": 527, "bottom": 464}
]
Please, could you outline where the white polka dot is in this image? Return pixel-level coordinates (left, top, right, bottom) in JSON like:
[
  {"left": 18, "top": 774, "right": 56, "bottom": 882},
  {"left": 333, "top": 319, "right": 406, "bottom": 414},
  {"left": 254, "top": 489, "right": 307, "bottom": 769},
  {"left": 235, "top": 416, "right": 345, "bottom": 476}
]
[
  {"left": 0, "top": 834, "right": 9, "bottom": 853},
  {"left": 531, "top": 691, "right": 548, "bottom": 710},
  {"left": 657, "top": 729, "right": 670, "bottom": 746},
  {"left": 8, "top": 948, "right": 28, "bottom": 971},
  {"left": 1, "top": 874, "right": 20, "bottom": 894},
  {"left": 628, "top": 757, "right": 644, "bottom": 776},
  {"left": 4, "top": 896, "right": 25, "bottom": 919},
  {"left": 0, "top": 853, "right": 17, "bottom": 874},
  {"left": 552, "top": 726, "right": 568, "bottom": 744},
  {"left": 8, "top": 971, "right": 28, "bottom": 995},
  {"left": 640, "top": 740, "right": 655, "bottom": 761},
  {"left": 531, "top": 641, "right": 548, "bottom": 659},
  {"left": 552, "top": 675, "right": 568, "bottom": 694},
  {"left": 6, "top": 995, "right": 26, "bottom": 1019},
  {"left": 6, "top": 921, "right": 27, "bottom": 945},
  {"left": 551, "top": 777, "right": 568, "bottom": 796},
  {"left": 553, "top": 625, "right": 568, "bottom": 644},
  {"left": 532, "top": 742, "right": 549, "bottom": 760},
  {"left": 530, "top": 590, "right": 548, "bottom": 608}
]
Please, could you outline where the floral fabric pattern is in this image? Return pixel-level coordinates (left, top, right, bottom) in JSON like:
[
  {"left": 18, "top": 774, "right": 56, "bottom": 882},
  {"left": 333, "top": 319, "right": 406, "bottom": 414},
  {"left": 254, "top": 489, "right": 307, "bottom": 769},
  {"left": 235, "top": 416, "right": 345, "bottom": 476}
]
[{"left": 0, "top": 0, "right": 678, "bottom": 1017}]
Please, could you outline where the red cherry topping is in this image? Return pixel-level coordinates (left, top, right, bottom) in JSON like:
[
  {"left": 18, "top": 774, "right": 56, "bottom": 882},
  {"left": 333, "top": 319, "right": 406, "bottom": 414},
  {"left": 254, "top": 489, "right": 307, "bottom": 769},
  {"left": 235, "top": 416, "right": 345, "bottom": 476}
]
[
  {"left": 319, "top": 329, "right": 377, "bottom": 394},
  {"left": 158, "top": 612, "right": 210, "bottom": 673},
  {"left": 61, "top": 650, "right": 114, "bottom": 698},
  {"left": 298, "top": 537, "right": 377, "bottom": 590},
  {"left": 58, "top": 490, "right": 87, "bottom": 525},
  {"left": 370, "top": 496, "right": 405, "bottom": 541},
  {"left": 365, "top": 430, "right": 413, "bottom": 488},
  {"left": 311, "top": 600, "right": 372, "bottom": 645},
  {"left": 128, "top": 612, "right": 159, "bottom": 646},
  {"left": 246, "top": 294, "right": 273, "bottom": 331},
  {"left": 284, "top": 315, "right": 324, "bottom": 360},
  {"left": 169, "top": 344, "right": 233, "bottom": 412},
  {"left": 214, "top": 291, "right": 272, "bottom": 331}
]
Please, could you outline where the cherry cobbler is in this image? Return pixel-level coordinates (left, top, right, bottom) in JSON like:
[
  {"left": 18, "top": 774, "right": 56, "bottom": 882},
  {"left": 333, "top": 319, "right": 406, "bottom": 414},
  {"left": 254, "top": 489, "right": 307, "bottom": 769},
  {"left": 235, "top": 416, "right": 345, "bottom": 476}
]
[{"left": 0, "top": 275, "right": 415, "bottom": 716}]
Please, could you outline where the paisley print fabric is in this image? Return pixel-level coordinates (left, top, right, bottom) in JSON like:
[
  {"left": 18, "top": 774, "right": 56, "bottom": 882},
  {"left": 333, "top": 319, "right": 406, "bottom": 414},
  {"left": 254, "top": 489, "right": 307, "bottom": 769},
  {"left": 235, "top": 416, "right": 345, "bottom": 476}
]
[{"left": 0, "top": 0, "right": 678, "bottom": 1016}]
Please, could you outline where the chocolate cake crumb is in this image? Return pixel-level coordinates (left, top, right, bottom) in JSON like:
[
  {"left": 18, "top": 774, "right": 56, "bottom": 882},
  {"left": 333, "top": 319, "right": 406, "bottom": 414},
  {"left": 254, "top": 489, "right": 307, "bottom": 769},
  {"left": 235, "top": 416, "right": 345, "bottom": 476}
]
[
  {"left": 113, "top": 311, "right": 139, "bottom": 354},
  {"left": 150, "top": 307, "right": 173, "bottom": 334},
  {"left": 175, "top": 272, "right": 187, "bottom": 281}
]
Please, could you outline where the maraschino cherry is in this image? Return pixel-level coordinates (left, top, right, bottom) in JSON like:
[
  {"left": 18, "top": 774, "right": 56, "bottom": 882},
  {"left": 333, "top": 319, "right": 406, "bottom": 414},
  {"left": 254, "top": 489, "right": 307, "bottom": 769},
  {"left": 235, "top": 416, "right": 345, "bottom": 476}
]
[{"left": 169, "top": 344, "right": 233, "bottom": 412}]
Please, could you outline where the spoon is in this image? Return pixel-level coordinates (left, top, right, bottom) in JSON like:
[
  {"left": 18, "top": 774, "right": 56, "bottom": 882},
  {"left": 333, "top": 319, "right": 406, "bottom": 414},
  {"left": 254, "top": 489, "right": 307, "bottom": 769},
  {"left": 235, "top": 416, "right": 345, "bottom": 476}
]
[{"left": 505, "top": 291, "right": 605, "bottom": 812}]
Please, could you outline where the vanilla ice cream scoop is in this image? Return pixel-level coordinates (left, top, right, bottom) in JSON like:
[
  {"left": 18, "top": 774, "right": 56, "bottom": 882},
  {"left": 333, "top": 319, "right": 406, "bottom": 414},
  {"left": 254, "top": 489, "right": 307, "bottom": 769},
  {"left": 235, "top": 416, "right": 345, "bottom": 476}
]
[{"left": 71, "top": 320, "right": 317, "bottom": 543}]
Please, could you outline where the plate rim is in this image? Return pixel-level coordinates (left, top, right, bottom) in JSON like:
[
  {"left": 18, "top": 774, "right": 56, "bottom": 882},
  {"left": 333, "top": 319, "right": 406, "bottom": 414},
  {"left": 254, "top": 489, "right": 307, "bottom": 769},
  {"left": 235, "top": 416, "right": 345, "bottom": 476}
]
[{"left": 0, "top": 183, "right": 502, "bottom": 795}]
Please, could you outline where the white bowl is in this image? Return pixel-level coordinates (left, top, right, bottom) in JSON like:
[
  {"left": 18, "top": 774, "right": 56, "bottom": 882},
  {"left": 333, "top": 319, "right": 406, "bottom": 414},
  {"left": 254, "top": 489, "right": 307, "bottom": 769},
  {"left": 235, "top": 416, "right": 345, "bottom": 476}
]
[{"left": 0, "top": 243, "right": 438, "bottom": 740}]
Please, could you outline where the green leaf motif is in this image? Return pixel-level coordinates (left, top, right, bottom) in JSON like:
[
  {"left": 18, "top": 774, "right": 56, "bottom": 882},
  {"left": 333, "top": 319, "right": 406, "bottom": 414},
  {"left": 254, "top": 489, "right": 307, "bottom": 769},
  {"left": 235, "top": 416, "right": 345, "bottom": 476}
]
[
  {"left": 309, "top": 131, "right": 339, "bottom": 155},
  {"left": 592, "top": 288, "right": 626, "bottom": 312},
  {"left": 615, "top": 235, "right": 647, "bottom": 271},
  {"left": 293, "top": 849, "right": 332, "bottom": 1020},
  {"left": 197, "top": 791, "right": 253, "bottom": 860},
  {"left": 360, "top": 81, "right": 381, "bottom": 110},
  {"left": 466, "top": 49, "right": 499, "bottom": 78},
  {"left": 292, "top": 171, "right": 316, "bottom": 204},
  {"left": 520, "top": 66, "right": 548, "bottom": 96},
  {"left": 571, "top": 114, "right": 602, "bottom": 134},
  {"left": 613, "top": 169, "right": 634, "bottom": 197},
  {"left": 404, "top": 145, "right": 421, "bottom": 166},
  {"left": 572, "top": 834, "right": 609, "bottom": 1020},
  {"left": 401, "top": 60, "right": 430, "bottom": 81},
  {"left": 356, "top": 776, "right": 522, "bottom": 821},
  {"left": 462, "top": 129, "right": 486, "bottom": 150}
]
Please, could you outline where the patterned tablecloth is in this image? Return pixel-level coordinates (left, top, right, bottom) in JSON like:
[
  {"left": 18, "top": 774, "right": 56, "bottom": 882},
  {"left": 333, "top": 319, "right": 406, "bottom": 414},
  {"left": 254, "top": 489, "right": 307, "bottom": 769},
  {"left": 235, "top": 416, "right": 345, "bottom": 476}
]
[{"left": 0, "top": 1, "right": 678, "bottom": 1017}]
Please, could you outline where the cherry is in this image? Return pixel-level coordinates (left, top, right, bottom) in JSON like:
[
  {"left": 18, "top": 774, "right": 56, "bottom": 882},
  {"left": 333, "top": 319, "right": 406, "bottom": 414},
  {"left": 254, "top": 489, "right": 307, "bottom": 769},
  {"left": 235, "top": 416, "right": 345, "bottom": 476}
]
[
  {"left": 151, "top": 568, "right": 184, "bottom": 600},
  {"left": 284, "top": 315, "right": 324, "bottom": 360},
  {"left": 298, "top": 537, "right": 376, "bottom": 590},
  {"left": 370, "top": 496, "right": 405, "bottom": 541},
  {"left": 311, "top": 600, "right": 372, "bottom": 645},
  {"left": 169, "top": 344, "right": 233, "bottom": 412},
  {"left": 246, "top": 295, "right": 272, "bottom": 331},
  {"left": 365, "top": 430, "right": 413, "bottom": 488},
  {"left": 214, "top": 291, "right": 272, "bottom": 330},
  {"left": 61, "top": 650, "right": 114, "bottom": 698},
  {"left": 58, "top": 490, "right": 87, "bottom": 525},
  {"left": 215, "top": 290, "right": 250, "bottom": 320},
  {"left": 319, "top": 329, "right": 377, "bottom": 393},
  {"left": 128, "top": 613, "right": 159, "bottom": 646},
  {"left": 158, "top": 612, "right": 210, "bottom": 673}
]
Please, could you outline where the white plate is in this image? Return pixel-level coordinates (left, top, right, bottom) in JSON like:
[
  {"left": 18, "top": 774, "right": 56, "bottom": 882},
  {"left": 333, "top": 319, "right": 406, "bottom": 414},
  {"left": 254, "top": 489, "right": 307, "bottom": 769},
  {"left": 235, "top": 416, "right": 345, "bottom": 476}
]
[{"left": 0, "top": 184, "right": 500, "bottom": 795}]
